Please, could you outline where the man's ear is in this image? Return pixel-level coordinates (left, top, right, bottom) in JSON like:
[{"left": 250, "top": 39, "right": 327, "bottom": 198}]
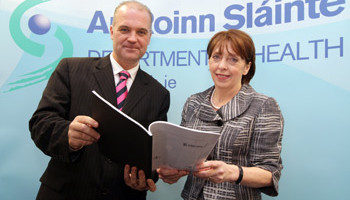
[{"left": 109, "top": 25, "right": 114, "bottom": 40}]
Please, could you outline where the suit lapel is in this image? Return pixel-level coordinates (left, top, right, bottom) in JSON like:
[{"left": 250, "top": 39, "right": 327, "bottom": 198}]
[
  {"left": 122, "top": 68, "right": 149, "bottom": 115},
  {"left": 93, "top": 55, "right": 118, "bottom": 107}
]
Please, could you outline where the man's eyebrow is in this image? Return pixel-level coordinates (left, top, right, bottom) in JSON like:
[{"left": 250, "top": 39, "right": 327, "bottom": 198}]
[
  {"left": 117, "top": 25, "right": 129, "bottom": 29},
  {"left": 139, "top": 28, "right": 149, "bottom": 32},
  {"left": 117, "top": 25, "right": 149, "bottom": 33}
]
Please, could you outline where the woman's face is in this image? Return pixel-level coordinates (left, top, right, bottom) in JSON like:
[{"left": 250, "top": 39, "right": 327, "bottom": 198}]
[{"left": 209, "top": 45, "right": 251, "bottom": 91}]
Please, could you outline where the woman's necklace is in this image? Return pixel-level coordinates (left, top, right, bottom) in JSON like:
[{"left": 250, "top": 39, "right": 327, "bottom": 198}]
[{"left": 210, "top": 89, "right": 221, "bottom": 110}]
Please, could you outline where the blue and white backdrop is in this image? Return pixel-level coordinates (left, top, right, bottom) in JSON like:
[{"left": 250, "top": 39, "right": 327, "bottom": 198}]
[{"left": 1, "top": 0, "right": 349, "bottom": 199}]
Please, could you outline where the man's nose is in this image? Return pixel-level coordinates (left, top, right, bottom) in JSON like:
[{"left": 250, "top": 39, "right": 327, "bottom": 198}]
[{"left": 127, "top": 31, "right": 137, "bottom": 42}]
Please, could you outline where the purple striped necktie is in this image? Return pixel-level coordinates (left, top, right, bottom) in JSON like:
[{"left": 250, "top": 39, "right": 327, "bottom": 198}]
[{"left": 116, "top": 70, "right": 130, "bottom": 110}]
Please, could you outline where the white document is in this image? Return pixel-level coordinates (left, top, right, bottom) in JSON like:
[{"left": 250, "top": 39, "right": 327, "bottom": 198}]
[{"left": 150, "top": 121, "right": 220, "bottom": 171}]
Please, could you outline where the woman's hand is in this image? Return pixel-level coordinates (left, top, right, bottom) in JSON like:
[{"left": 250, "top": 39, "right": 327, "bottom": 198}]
[
  {"left": 157, "top": 167, "right": 189, "bottom": 184},
  {"left": 193, "top": 160, "right": 239, "bottom": 184}
]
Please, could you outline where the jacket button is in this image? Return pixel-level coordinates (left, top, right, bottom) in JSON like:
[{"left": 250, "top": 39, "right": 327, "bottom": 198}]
[{"left": 216, "top": 120, "right": 223, "bottom": 126}]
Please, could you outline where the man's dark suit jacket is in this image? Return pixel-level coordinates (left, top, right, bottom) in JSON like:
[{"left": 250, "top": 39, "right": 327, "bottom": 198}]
[{"left": 29, "top": 55, "right": 170, "bottom": 200}]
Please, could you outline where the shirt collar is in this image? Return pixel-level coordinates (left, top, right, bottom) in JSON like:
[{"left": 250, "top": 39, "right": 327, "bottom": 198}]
[{"left": 109, "top": 54, "right": 139, "bottom": 81}]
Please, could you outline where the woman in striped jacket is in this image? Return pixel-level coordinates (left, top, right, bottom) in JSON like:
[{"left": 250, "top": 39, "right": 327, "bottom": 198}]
[{"left": 157, "top": 29, "right": 284, "bottom": 200}]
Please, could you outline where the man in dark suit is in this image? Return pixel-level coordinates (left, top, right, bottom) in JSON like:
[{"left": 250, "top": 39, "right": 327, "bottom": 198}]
[{"left": 29, "top": 1, "right": 170, "bottom": 199}]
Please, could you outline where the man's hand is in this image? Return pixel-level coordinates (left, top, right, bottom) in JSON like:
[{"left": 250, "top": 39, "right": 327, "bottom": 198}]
[
  {"left": 68, "top": 115, "right": 100, "bottom": 151},
  {"left": 124, "top": 165, "right": 157, "bottom": 192}
]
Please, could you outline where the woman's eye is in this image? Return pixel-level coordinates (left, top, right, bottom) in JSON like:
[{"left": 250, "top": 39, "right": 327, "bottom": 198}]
[{"left": 212, "top": 55, "right": 220, "bottom": 60}]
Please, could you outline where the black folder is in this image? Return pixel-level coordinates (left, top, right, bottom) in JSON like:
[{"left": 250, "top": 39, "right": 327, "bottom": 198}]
[{"left": 91, "top": 90, "right": 155, "bottom": 179}]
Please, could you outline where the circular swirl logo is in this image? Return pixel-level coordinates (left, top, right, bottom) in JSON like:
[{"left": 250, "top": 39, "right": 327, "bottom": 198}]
[{"left": 5, "top": 0, "right": 73, "bottom": 92}]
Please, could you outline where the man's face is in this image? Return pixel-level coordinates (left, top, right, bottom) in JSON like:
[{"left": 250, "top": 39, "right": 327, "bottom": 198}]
[{"left": 110, "top": 5, "right": 151, "bottom": 69}]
